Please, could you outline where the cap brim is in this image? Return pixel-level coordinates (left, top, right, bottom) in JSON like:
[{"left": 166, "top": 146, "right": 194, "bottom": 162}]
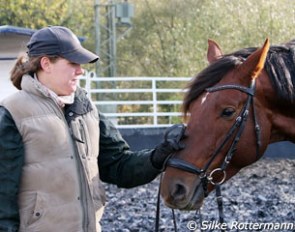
[{"left": 62, "top": 47, "right": 99, "bottom": 64}]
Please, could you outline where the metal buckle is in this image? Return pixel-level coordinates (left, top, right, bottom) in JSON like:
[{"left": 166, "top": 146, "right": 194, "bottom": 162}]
[{"left": 207, "top": 168, "right": 227, "bottom": 185}]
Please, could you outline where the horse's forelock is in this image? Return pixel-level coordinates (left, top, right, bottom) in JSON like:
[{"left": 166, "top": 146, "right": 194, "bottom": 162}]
[{"left": 183, "top": 56, "right": 241, "bottom": 115}]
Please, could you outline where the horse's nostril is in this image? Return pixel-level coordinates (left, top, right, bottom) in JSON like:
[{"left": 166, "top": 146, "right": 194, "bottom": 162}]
[{"left": 171, "top": 183, "right": 187, "bottom": 201}]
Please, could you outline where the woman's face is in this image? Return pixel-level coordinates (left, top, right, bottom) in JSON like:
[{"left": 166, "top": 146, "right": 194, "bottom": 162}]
[{"left": 39, "top": 57, "right": 84, "bottom": 96}]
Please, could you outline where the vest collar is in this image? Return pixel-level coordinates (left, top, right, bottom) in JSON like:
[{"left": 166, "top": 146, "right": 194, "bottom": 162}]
[{"left": 64, "top": 88, "right": 93, "bottom": 123}]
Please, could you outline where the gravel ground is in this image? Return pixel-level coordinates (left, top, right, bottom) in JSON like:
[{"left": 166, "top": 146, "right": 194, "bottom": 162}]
[{"left": 100, "top": 157, "right": 295, "bottom": 232}]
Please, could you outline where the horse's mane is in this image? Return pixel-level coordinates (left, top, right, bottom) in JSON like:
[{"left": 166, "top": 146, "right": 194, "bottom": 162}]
[{"left": 183, "top": 39, "right": 295, "bottom": 114}]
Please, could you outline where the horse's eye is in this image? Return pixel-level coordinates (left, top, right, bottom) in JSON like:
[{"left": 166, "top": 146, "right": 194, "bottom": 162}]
[{"left": 221, "top": 107, "right": 236, "bottom": 118}]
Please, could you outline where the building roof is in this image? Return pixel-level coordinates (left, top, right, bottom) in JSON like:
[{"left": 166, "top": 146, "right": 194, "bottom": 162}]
[
  {"left": 0, "top": 25, "right": 36, "bottom": 36},
  {"left": 0, "top": 25, "right": 87, "bottom": 61},
  {"left": 0, "top": 25, "right": 85, "bottom": 42}
]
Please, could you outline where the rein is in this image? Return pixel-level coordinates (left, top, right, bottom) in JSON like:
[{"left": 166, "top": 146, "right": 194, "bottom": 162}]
[{"left": 156, "top": 79, "right": 261, "bottom": 231}]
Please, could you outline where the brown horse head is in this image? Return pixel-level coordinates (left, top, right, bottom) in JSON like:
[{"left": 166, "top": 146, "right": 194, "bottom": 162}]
[{"left": 161, "top": 38, "right": 295, "bottom": 210}]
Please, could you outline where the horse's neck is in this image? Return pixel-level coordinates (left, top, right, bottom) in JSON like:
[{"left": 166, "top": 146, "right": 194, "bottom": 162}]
[
  {"left": 270, "top": 109, "right": 295, "bottom": 143},
  {"left": 257, "top": 74, "right": 295, "bottom": 143}
]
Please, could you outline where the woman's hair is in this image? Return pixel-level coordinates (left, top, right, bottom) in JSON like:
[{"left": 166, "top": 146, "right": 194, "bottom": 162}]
[{"left": 10, "top": 54, "right": 59, "bottom": 90}]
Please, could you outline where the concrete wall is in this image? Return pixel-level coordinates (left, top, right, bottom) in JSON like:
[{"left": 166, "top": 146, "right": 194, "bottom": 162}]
[
  {"left": 0, "top": 60, "right": 18, "bottom": 100},
  {"left": 0, "top": 32, "right": 31, "bottom": 100},
  {"left": 119, "top": 127, "right": 295, "bottom": 159}
]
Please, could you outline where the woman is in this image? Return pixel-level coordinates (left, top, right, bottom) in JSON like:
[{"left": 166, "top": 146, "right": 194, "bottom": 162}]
[{"left": 0, "top": 26, "right": 185, "bottom": 232}]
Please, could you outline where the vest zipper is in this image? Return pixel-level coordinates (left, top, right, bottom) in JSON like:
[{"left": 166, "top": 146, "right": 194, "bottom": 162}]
[
  {"left": 70, "top": 134, "right": 89, "bottom": 231},
  {"left": 49, "top": 100, "right": 90, "bottom": 231},
  {"left": 69, "top": 125, "right": 91, "bottom": 231}
]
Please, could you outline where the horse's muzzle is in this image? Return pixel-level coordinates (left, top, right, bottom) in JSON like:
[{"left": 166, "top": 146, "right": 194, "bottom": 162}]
[{"left": 161, "top": 172, "right": 205, "bottom": 210}]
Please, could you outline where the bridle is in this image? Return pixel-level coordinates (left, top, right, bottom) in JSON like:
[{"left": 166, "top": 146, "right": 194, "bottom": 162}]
[
  {"left": 167, "top": 78, "right": 261, "bottom": 196},
  {"left": 156, "top": 78, "right": 262, "bottom": 231}
]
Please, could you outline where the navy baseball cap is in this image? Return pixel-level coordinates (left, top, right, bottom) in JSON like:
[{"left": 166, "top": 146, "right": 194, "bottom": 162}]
[{"left": 27, "top": 26, "right": 99, "bottom": 64}]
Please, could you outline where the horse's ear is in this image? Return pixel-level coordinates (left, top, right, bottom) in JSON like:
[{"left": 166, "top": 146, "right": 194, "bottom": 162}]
[
  {"left": 238, "top": 38, "right": 270, "bottom": 81},
  {"left": 207, "top": 39, "right": 223, "bottom": 64}
]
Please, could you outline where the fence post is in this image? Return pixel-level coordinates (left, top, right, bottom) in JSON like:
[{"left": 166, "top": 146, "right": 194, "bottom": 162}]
[
  {"left": 85, "top": 71, "right": 93, "bottom": 94},
  {"left": 152, "top": 79, "right": 158, "bottom": 125}
]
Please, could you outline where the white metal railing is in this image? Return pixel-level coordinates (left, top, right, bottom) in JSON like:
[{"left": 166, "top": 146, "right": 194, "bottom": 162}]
[{"left": 79, "top": 71, "right": 191, "bottom": 128}]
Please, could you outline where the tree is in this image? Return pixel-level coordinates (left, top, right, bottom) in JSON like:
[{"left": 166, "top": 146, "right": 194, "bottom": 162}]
[
  {"left": 0, "top": 0, "right": 96, "bottom": 59},
  {"left": 117, "top": 0, "right": 295, "bottom": 77}
]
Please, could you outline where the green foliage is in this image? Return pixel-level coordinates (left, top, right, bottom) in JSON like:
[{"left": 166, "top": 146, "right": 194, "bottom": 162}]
[
  {"left": 118, "top": 0, "right": 295, "bottom": 77},
  {"left": 0, "top": 0, "right": 96, "bottom": 61}
]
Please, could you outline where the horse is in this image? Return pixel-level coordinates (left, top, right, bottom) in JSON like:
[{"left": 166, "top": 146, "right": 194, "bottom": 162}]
[{"left": 160, "top": 37, "right": 295, "bottom": 212}]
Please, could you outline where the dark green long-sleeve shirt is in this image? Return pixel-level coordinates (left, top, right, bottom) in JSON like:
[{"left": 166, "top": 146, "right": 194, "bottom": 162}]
[{"left": 98, "top": 113, "right": 160, "bottom": 187}]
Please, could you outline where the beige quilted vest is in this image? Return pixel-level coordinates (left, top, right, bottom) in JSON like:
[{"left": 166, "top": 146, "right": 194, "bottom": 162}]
[{"left": 1, "top": 75, "right": 105, "bottom": 232}]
